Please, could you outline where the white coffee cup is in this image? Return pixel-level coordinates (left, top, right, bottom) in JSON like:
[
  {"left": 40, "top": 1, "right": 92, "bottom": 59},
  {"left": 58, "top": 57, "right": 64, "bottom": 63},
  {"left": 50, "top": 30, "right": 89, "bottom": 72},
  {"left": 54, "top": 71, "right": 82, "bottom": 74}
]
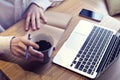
[{"left": 31, "top": 33, "right": 54, "bottom": 64}]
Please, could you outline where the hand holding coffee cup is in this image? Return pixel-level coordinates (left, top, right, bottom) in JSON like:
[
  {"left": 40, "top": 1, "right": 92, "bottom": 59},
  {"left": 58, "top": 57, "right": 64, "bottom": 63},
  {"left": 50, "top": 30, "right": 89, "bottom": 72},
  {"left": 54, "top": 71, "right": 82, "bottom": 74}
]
[{"left": 31, "top": 33, "right": 54, "bottom": 64}]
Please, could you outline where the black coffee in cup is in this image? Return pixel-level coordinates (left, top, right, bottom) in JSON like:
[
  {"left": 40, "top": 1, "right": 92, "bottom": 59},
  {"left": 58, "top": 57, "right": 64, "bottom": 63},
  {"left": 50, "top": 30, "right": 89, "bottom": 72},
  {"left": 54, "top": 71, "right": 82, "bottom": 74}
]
[
  {"left": 36, "top": 40, "right": 52, "bottom": 51},
  {"left": 35, "top": 40, "right": 52, "bottom": 64}
]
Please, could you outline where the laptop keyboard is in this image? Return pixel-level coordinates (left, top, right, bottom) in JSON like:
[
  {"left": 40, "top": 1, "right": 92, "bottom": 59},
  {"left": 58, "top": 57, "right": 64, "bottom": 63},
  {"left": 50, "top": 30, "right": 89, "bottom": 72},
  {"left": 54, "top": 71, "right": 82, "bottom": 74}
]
[
  {"left": 97, "top": 34, "right": 120, "bottom": 72},
  {"left": 70, "top": 26, "right": 114, "bottom": 75}
]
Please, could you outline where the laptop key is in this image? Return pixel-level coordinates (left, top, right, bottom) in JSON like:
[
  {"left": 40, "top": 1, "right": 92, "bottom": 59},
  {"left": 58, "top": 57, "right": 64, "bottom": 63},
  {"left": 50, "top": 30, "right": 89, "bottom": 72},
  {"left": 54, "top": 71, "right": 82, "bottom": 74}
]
[
  {"left": 79, "top": 58, "right": 83, "bottom": 62},
  {"left": 75, "top": 61, "right": 81, "bottom": 69},
  {"left": 85, "top": 65, "right": 89, "bottom": 69},
  {"left": 90, "top": 65, "right": 94, "bottom": 69},
  {"left": 83, "top": 69, "right": 87, "bottom": 72},
  {"left": 87, "top": 69, "right": 92, "bottom": 74},
  {"left": 79, "top": 65, "right": 84, "bottom": 70}
]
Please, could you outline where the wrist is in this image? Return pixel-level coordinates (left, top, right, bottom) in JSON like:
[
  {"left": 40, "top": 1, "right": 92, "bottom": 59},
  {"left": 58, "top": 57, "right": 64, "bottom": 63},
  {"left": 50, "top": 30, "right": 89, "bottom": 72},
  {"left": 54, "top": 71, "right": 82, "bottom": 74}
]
[
  {"left": 29, "top": 0, "right": 52, "bottom": 11},
  {"left": 31, "top": 3, "right": 45, "bottom": 11}
]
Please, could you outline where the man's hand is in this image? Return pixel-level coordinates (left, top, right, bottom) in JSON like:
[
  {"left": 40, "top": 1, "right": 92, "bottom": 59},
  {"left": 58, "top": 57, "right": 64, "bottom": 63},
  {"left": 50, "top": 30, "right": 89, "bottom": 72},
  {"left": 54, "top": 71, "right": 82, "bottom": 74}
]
[
  {"left": 10, "top": 36, "right": 44, "bottom": 61},
  {"left": 25, "top": 4, "right": 47, "bottom": 31}
]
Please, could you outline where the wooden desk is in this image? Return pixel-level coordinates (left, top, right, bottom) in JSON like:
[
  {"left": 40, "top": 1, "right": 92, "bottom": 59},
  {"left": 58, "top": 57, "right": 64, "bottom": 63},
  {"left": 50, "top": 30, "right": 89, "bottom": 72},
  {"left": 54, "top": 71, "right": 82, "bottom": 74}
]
[{"left": 0, "top": 0, "right": 120, "bottom": 80}]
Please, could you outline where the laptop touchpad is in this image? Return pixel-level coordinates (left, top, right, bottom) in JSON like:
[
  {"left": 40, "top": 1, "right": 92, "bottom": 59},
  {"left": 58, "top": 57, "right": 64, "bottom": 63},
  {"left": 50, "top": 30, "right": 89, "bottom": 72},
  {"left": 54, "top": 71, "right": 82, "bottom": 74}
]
[{"left": 64, "top": 32, "right": 87, "bottom": 51}]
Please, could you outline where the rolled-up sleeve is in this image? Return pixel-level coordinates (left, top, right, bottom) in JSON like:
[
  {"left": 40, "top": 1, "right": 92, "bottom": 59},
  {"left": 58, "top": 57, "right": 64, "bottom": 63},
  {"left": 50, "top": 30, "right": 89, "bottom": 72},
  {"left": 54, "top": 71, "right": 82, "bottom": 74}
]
[
  {"left": 0, "top": 36, "right": 14, "bottom": 54},
  {"left": 29, "top": 0, "right": 52, "bottom": 11}
]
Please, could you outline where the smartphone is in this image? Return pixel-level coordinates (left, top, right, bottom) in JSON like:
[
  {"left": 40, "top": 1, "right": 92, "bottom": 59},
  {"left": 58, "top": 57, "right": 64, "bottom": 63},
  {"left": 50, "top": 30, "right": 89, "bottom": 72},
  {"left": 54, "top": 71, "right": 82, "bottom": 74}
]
[{"left": 79, "top": 9, "right": 103, "bottom": 22}]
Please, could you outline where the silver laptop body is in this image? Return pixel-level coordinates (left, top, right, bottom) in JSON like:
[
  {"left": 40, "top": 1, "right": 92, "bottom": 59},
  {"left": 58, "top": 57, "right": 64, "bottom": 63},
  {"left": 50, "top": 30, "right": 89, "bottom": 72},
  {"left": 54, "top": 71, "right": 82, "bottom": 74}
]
[{"left": 53, "top": 20, "right": 120, "bottom": 79}]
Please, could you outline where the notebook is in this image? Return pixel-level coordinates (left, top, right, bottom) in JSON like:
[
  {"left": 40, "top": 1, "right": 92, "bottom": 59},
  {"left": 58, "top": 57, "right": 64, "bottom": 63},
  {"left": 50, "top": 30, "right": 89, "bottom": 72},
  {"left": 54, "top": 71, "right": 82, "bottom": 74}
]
[{"left": 53, "top": 20, "right": 120, "bottom": 79}]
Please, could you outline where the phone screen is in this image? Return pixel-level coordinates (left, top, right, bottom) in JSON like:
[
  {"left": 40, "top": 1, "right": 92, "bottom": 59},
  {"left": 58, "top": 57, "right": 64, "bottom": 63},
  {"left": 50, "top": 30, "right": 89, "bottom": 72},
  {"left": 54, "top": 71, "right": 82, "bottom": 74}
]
[{"left": 79, "top": 9, "right": 103, "bottom": 22}]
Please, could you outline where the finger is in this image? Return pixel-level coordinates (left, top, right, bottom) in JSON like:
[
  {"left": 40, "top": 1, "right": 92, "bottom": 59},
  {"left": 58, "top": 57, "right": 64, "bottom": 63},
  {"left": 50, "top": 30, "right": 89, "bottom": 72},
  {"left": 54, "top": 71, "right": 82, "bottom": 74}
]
[
  {"left": 25, "top": 13, "right": 31, "bottom": 31},
  {"left": 16, "top": 49, "right": 26, "bottom": 58},
  {"left": 17, "top": 41, "right": 26, "bottom": 51},
  {"left": 21, "top": 38, "right": 39, "bottom": 49},
  {"left": 31, "top": 14, "right": 36, "bottom": 30},
  {"left": 29, "top": 47, "right": 44, "bottom": 59},
  {"left": 13, "top": 48, "right": 26, "bottom": 58},
  {"left": 28, "top": 55, "right": 43, "bottom": 62},
  {"left": 40, "top": 11, "right": 47, "bottom": 23},
  {"left": 36, "top": 13, "right": 41, "bottom": 29}
]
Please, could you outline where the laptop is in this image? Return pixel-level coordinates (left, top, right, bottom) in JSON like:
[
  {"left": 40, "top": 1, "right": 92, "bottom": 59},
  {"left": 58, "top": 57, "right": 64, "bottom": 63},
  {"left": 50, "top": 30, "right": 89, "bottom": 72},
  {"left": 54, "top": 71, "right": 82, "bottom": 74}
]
[{"left": 53, "top": 20, "right": 120, "bottom": 79}]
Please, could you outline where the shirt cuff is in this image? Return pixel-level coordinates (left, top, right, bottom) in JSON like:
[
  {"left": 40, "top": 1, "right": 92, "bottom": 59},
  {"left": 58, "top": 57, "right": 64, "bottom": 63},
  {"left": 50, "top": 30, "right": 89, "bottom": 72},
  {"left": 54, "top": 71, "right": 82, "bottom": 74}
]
[
  {"left": 0, "top": 36, "right": 14, "bottom": 54},
  {"left": 30, "top": 0, "right": 52, "bottom": 11}
]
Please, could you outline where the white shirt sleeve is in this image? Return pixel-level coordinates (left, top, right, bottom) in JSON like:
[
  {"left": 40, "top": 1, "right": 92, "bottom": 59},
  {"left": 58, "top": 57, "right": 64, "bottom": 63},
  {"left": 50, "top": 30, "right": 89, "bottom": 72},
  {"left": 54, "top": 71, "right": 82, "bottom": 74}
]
[
  {"left": 0, "top": 36, "right": 14, "bottom": 54},
  {"left": 29, "top": 0, "right": 52, "bottom": 11}
]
